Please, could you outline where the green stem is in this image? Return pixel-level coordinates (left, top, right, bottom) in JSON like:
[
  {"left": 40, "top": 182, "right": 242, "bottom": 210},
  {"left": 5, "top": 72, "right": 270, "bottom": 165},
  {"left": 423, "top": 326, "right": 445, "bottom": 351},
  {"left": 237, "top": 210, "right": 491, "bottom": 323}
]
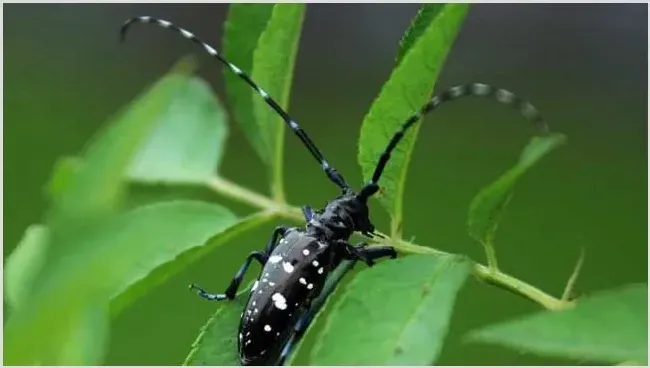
[
  {"left": 483, "top": 240, "right": 499, "bottom": 271},
  {"left": 561, "top": 247, "right": 585, "bottom": 301},
  {"left": 205, "top": 175, "right": 572, "bottom": 311},
  {"left": 204, "top": 176, "right": 302, "bottom": 219}
]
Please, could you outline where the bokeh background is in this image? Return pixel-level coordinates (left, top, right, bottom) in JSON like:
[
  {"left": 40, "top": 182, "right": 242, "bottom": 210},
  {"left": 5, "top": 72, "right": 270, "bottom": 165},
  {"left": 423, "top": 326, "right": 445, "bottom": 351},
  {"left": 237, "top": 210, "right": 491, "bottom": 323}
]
[{"left": 4, "top": 3, "right": 647, "bottom": 365}]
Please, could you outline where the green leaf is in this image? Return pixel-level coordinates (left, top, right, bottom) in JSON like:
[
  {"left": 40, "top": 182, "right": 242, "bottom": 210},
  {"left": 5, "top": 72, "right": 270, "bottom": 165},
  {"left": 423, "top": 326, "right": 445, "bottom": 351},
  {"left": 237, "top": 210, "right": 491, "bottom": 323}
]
[
  {"left": 311, "top": 254, "right": 471, "bottom": 365},
  {"left": 396, "top": 4, "right": 445, "bottom": 66},
  {"left": 55, "top": 303, "right": 109, "bottom": 365},
  {"left": 357, "top": 4, "right": 469, "bottom": 236},
  {"left": 49, "top": 58, "right": 197, "bottom": 224},
  {"left": 4, "top": 201, "right": 237, "bottom": 364},
  {"left": 252, "top": 4, "right": 306, "bottom": 199},
  {"left": 112, "top": 210, "right": 276, "bottom": 315},
  {"left": 44, "top": 156, "right": 82, "bottom": 201},
  {"left": 4, "top": 298, "right": 109, "bottom": 365},
  {"left": 184, "top": 282, "right": 254, "bottom": 366},
  {"left": 102, "top": 201, "right": 238, "bottom": 312},
  {"left": 466, "top": 283, "right": 648, "bottom": 364},
  {"left": 223, "top": 4, "right": 305, "bottom": 199},
  {"left": 127, "top": 77, "right": 228, "bottom": 184},
  {"left": 4, "top": 224, "right": 50, "bottom": 310},
  {"left": 468, "top": 133, "right": 567, "bottom": 252},
  {"left": 5, "top": 61, "right": 206, "bottom": 365},
  {"left": 223, "top": 4, "right": 274, "bottom": 164}
]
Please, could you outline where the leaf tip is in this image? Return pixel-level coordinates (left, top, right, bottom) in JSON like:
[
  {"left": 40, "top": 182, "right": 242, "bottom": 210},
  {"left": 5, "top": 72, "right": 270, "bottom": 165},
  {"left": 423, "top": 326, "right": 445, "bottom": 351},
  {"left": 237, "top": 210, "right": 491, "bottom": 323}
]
[{"left": 170, "top": 54, "right": 200, "bottom": 76}]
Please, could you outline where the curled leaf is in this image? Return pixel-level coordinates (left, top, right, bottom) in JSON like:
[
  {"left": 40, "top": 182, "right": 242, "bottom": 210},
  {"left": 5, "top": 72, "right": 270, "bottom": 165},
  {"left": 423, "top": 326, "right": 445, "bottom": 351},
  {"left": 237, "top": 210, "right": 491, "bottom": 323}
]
[{"left": 468, "top": 133, "right": 567, "bottom": 264}]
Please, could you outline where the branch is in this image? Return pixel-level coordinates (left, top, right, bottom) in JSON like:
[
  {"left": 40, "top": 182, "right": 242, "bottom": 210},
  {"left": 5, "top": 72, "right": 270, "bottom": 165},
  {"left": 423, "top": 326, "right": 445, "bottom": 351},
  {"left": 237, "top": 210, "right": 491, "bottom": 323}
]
[{"left": 204, "top": 175, "right": 573, "bottom": 311}]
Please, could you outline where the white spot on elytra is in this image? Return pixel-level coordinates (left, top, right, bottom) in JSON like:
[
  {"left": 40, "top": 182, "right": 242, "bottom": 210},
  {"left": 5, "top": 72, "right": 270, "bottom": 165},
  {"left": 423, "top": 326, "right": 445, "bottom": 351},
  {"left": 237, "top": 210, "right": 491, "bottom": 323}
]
[
  {"left": 262, "top": 278, "right": 268, "bottom": 283},
  {"left": 307, "top": 283, "right": 314, "bottom": 290},
  {"left": 318, "top": 267, "right": 324, "bottom": 274},
  {"left": 312, "top": 260, "right": 319, "bottom": 267},
  {"left": 302, "top": 249, "right": 310, "bottom": 256},
  {"left": 269, "top": 282, "right": 276, "bottom": 286},
  {"left": 299, "top": 277, "right": 307, "bottom": 285},
  {"left": 246, "top": 331, "right": 251, "bottom": 337},
  {"left": 269, "top": 255, "right": 282, "bottom": 264},
  {"left": 158, "top": 20, "right": 171, "bottom": 27},
  {"left": 254, "top": 308, "right": 258, "bottom": 314},
  {"left": 271, "top": 293, "right": 287, "bottom": 310},
  {"left": 239, "top": 333, "right": 243, "bottom": 340},
  {"left": 283, "top": 262, "right": 294, "bottom": 273},
  {"left": 252, "top": 301, "right": 256, "bottom": 306},
  {"left": 265, "top": 273, "right": 270, "bottom": 277},
  {"left": 264, "top": 325, "right": 272, "bottom": 332},
  {"left": 251, "top": 280, "right": 259, "bottom": 291},
  {"left": 247, "top": 309, "right": 252, "bottom": 315},
  {"left": 180, "top": 29, "right": 194, "bottom": 39}
]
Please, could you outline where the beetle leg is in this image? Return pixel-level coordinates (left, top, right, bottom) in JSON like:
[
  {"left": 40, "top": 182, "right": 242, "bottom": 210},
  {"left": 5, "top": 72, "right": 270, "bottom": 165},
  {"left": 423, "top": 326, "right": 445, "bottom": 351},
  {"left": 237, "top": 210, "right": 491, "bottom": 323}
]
[
  {"left": 190, "top": 226, "right": 289, "bottom": 301},
  {"left": 301, "top": 206, "right": 315, "bottom": 222},
  {"left": 188, "top": 284, "right": 227, "bottom": 301},
  {"left": 355, "top": 244, "right": 397, "bottom": 262},
  {"left": 265, "top": 226, "right": 289, "bottom": 254},
  {"left": 341, "top": 241, "right": 397, "bottom": 267},
  {"left": 190, "top": 251, "right": 267, "bottom": 301},
  {"left": 276, "top": 312, "right": 310, "bottom": 366}
]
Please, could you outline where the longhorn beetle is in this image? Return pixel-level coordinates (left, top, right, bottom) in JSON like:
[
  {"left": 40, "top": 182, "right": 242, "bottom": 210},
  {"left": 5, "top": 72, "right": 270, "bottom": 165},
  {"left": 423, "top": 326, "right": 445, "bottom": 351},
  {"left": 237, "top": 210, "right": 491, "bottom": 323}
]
[{"left": 121, "top": 15, "right": 550, "bottom": 366}]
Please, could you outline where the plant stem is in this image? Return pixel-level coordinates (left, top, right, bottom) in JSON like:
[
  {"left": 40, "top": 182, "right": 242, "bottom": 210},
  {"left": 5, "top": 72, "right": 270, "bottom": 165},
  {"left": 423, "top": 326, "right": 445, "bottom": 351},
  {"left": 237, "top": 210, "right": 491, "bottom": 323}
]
[
  {"left": 205, "top": 175, "right": 572, "bottom": 311},
  {"left": 204, "top": 176, "right": 302, "bottom": 219},
  {"left": 561, "top": 247, "right": 585, "bottom": 301},
  {"left": 484, "top": 241, "right": 500, "bottom": 271}
]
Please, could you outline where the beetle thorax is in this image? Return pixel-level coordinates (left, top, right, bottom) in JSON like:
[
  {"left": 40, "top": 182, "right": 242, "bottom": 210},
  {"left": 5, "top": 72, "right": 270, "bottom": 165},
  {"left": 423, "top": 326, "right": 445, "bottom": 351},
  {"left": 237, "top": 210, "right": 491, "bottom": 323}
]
[{"left": 308, "top": 193, "right": 374, "bottom": 240}]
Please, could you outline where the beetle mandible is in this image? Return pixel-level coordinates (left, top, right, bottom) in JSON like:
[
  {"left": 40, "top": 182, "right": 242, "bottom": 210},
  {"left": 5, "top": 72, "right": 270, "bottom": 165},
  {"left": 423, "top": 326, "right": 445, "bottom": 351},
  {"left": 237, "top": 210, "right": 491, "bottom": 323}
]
[{"left": 120, "top": 15, "right": 549, "bottom": 366}]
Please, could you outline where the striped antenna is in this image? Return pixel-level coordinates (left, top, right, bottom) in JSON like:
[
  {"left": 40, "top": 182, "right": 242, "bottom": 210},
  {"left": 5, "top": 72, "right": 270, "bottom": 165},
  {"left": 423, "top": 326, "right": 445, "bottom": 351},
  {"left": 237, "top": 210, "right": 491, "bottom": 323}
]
[
  {"left": 120, "top": 16, "right": 350, "bottom": 191},
  {"left": 359, "top": 83, "right": 549, "bottom": 199}
]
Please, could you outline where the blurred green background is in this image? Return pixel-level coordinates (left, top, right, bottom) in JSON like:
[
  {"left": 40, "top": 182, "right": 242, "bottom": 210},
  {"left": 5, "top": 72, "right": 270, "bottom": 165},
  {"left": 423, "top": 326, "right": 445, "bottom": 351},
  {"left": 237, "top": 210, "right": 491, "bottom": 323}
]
[{"left": 4, "top": 3, "right": 647, "bottom": 365}]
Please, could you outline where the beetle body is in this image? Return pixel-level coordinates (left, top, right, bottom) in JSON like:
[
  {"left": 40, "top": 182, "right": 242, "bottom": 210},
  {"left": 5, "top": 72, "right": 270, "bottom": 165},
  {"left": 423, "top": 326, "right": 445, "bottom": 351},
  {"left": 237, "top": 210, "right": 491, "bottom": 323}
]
[
  {"left": 238, "top": 194, "right": 376, "bottom": 365},
  {"left": 238, "top": 230, "right": 329, "bottom": 364}
]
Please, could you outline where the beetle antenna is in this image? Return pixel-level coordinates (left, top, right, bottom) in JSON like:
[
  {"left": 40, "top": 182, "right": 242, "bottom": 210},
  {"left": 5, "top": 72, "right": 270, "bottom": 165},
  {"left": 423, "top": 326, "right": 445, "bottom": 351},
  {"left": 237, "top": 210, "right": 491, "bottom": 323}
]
[
  {"left": 359, "top": 83, "right": 549, "bottom": 200},
  {"left": 120, "top": 16, "right": 350, "bottom": 191}
]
